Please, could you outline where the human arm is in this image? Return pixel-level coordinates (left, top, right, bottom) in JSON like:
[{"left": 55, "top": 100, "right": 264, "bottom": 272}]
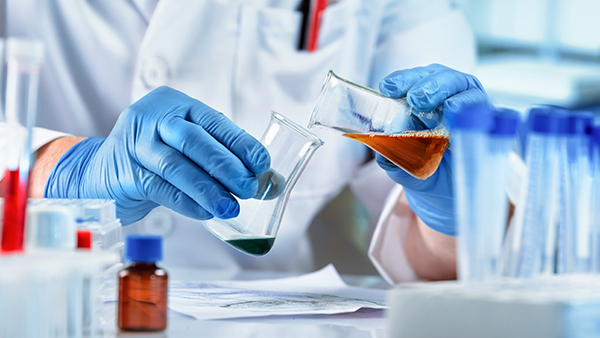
[
  {"left": 28, "top": 136, "right": 85, "bottom": 198},
  {"left": 405, "top": 215, "right": 457, "bottom": 280},
  {"left": 351, "top": 0, "right": 476, "bottom": 247},
  {"left": 368, "top": 64, "right": 493, "bottom": 282},
  {"left": 36, "top": 86, "right": 270, "bottom": 225}
]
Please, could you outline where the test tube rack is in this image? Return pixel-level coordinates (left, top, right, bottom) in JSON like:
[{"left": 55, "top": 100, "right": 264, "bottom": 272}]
[{"left": 387, "top": 276, "right": 600, "bottom": 338}]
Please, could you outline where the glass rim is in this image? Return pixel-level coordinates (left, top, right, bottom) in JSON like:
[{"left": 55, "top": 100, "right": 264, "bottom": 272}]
[
  {"left": 270, "top": 111, "right": 324, "bottom": 146},
  {"left": 327, "top": 70, "right": 390, "bottom": 99}
]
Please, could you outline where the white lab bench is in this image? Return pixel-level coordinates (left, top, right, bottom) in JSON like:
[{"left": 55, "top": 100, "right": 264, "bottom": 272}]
[{"left": 112, "top": 267, "right": 388, "bottom": 338}]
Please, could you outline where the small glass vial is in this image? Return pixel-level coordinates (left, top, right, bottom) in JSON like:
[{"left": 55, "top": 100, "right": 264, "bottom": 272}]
[{"left": 118, "top": 234, "right": 168, "bottom": 332}]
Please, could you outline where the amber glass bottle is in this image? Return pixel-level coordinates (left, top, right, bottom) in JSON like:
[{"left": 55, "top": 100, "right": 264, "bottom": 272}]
[{"left": 118, "top": 234, "right": 168, "bottom": 332}]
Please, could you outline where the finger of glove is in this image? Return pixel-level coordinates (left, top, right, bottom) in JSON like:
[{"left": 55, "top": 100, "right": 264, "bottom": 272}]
[
  {"left": 141, "top": 172, "right": 214, "bottom": 220},
  {"left": 379, "top": 64, "right": 448, "bottom": 98},
  {"left": 443, "top": 88, "right": 494, "bottom": 114},
  {"left": 137, "top": 141, "right": 240, "bottom": 219},
  {"left": 159, "top": 116, "right": 259, "bottom": 199},
  {"left": 406, "top": 68, "right": 486, "bottom": 111},
  {"left": 189, "top": 105, "right": 271, "bottom": 174},
  {"left": 376, "top": 153, "right": 442, "bottom": 191}
]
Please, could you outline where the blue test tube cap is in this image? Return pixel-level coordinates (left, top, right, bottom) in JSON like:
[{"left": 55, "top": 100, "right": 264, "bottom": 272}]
[
  {"left": 489, "top": 108, "right": 520, "bottom": 136},
  {"left": 125, "top": 234, "right": 163, "bottom": 263},
  {"left": 446, "top": 102, "right": 493, "bottom": 131},
  {"left": 567, "top": 111, "right": 594, "bottom": 135},
  {"left": 527, "top": 106, "right": 568, "bottom": 134}
]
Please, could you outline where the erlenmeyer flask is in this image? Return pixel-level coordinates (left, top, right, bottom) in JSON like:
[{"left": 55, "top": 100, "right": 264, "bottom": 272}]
[
  {"left": 203, "top": 111, "right": 324, "bottom": 256},
  {"left": 308, "top": 70, "right": 448, "bottom": 180}
]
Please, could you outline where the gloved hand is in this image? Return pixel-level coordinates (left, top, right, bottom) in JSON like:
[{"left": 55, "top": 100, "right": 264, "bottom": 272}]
[
  {"left": 45, "top": 86, "right": 271, "bottom": 225},
  {"left": 377, "top": 64, "right": 493, "bottom": 236}
]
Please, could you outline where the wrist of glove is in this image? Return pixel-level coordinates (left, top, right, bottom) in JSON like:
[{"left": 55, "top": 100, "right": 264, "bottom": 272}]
[
  {"left": 376, "top": 152, "right": 456, "bottom": 236},
  {"left": 44, "top": 137, "right": 105, "bottom": 199},
  {"left": 43, "top": 137, "right": 161, "bottom": 224}
]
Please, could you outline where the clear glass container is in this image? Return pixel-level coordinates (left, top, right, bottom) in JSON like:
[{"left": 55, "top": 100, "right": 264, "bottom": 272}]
[
  {"left": 308, "top": 70, "right": 448, "bottom": 180},
  {"left": 203, "top": 111, "right": 323, "bottom": 256}
]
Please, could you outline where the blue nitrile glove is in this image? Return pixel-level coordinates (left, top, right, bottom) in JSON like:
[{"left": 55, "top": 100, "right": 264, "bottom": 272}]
[
  {"left": 45, "top": 86, "right": 271, "bottom": 225},
  {"left": 377, "top": 64, "right": 493, "bottom": 236}
]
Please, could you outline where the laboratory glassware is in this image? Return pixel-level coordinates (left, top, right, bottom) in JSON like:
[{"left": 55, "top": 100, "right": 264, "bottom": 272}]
[
  {"left": 0, "top": 251, "right": 119, "bottom": 337},
  {"left": 450, "top": 103, "right": 493, "bottom": 281},
  {"left": 559, "top": 113, "right": 594, "bottom": 274},
  {"left": 451, "top": 104, "right": 519, "bottom": 282},
  {"left": 203, "top": 111, "right": 323, "bottom": 256},
  {"left": 484, "top": 108, "right": 520, "bottom": 278},
  {"left": 591, "top": 126, "right": 600, "bottom": 274},
  {"left": 26, "top": 205, "right": 77, "bottom": 250},
  {"left": 118, "top": 234, "right": 168, "bottom": 332},
  {"left": 1, "top": 38, "right": 44, "bottom": 253},
  {"left": 308, "top": 70, "right": 447, "bottom": 180},
  {"left": 505, "top": 107, "right": 565, "bottom": 278}
]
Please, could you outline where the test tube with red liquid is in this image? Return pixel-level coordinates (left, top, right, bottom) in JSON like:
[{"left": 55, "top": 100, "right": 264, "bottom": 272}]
[{"left": 1, "top": 38, "right": 44, "bottom": 253}]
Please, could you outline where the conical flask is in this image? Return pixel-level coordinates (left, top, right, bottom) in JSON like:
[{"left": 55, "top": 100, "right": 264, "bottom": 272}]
[
  {"left": 203, "top": 111, "right": 324, "bottom": 256},
  {"left": 308, "top": 70, "right": 448, "bottom": 180}
]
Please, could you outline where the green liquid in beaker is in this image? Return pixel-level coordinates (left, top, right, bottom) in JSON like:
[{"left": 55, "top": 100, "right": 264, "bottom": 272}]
[{"left": 225, "top": 237, "right": 275, "bottom": 256}]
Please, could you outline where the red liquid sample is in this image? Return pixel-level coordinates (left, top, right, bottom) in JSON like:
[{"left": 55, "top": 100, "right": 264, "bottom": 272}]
[
  {"left": 1, "top": 169, "right": 28, "bottom": 253},
  {"left": 77, "top": 230, "right": 93, "bottom": 249},
  {"left": 344, "top": 130, "right": 449, "bottom": 180},
  {"left": 118, "top": 263, "right": 168, "bottom": 332}
]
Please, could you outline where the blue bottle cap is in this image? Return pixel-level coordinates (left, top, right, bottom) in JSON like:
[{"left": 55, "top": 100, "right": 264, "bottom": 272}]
[
  {"left": 125, "top": 234, "right": 163, "bottom": 263},
  {"left": 527, "top": 106, "right": 568, "bottom": 134},
  {"left": 567, "top": 112, "right": 594, "bottom": 135},
  {"left": 489, "top": 108, "right": 520, "bottom": 136},
  {"left": 446, "top": 102, "right": 493, "bottom": 131}
]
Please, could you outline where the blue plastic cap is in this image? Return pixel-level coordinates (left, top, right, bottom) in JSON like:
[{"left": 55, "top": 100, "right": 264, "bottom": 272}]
[
  {"left": 446, "top": 102, "right": 493, "bottom": 131},
  {"left": 527, "top": 106, "right": 568, "bottom": 134},
  {"left": 489, "top": 108, "right": 520, "bottom": 136},
  {"left": 125, "top": 234, "right": 163, "bottom": 263},
  {"left": 567, "top": 112, "right": 594, "bottom": 135}
]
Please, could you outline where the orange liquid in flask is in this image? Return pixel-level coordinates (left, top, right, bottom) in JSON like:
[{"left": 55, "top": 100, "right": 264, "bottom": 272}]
[{"left": 344, "top": 130, "right": 449, "bottom": 180}]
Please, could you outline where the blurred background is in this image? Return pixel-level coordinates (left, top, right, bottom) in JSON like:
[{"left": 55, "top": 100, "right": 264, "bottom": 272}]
[{"left": 461, "top": 0, "right": 600, "bottom": 114}]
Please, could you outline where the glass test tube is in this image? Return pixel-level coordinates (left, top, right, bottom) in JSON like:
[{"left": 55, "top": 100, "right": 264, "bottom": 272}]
[
  {"left": 591, "top": 127, "right": 600, "bottom": 274},
  {"left": 450, "top": 103, "right": 493, "bottom": 281},
  {"left": 451, "top": 104, "right": 519, "bottom": 281},
  {"left": 1, "top": 38, "right": 44, "bottom": 253},
  {"left": 483, "top": 108, "right": 520, "bottom": 278},
  {"left": 507, "top": 107, "right": 564, "bottom": 278},
  {"left": 561, "top": 113, "right": 594, "bottom": 274}
]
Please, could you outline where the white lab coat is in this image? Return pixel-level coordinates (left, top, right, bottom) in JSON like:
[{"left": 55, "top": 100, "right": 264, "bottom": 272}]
[{"left": 3, "top": 0, "right": 475, "bottom": 278}]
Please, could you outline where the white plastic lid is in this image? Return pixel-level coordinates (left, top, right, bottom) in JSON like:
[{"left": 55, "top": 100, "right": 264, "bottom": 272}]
[
  {"left": 6, "top": 37, "right": 44, "bottom": 66},
  {"left": 27, "top": 205, "right": 76, "bottom": 250}
]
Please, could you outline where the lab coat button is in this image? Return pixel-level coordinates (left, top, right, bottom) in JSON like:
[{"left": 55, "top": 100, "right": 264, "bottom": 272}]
[
  {"left": 142, "top": 210, "right": 174, "bottom": 237},
  {"left": 142, "top": 57, "right": 169, "bottom": 88}
]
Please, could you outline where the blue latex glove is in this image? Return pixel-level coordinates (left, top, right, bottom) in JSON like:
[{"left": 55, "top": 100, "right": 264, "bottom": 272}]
[
  {"left": 45, "top": 86, "right": 271, "bottom": 225},
  {"left": 377, "top": 64, "right": 493, "bottom": 236}
]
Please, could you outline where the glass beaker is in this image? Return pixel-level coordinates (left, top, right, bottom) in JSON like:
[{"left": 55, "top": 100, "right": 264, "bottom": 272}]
[
  {"left": 203, "top": 111, "right": 324, "bottom": 256},
  {"left": 308, "top": 70, "right": 448, "bottom": 180}
]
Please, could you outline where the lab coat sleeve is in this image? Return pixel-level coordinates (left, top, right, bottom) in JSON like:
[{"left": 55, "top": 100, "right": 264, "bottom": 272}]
[
  {"left": 368, "top": 185, "right": 420, "bottom": 285},
  {"left": 0, "top": 122, "right": 72, "bottom": 159}
]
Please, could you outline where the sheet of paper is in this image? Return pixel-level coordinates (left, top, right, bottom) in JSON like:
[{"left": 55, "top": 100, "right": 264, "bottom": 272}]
[{"left": 167, "top": 264, "right": 387, "bottom": 320}]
